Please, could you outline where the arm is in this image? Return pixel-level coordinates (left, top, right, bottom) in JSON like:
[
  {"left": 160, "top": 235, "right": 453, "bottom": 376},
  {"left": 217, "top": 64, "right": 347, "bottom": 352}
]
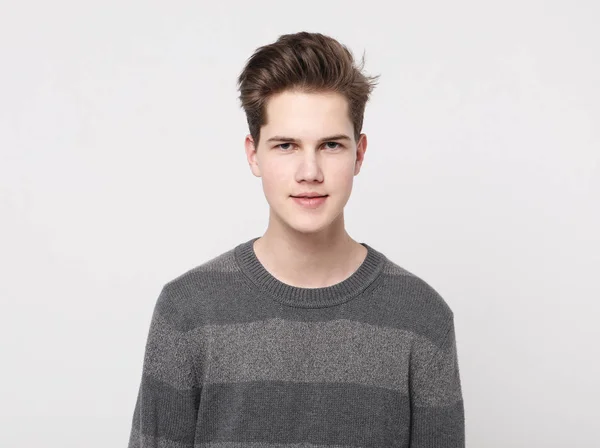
[
  {"left": 128, "top": 286, "right": 201, "bottom": 448},
  {"left": 409, "top": 317, "right": 465, "bottom": 447}
]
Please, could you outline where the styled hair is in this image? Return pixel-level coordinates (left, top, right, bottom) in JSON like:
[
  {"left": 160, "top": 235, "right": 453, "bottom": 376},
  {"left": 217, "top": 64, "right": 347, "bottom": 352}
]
[{"left": 237, "top": 31, "right": 379, "bottom": 146}]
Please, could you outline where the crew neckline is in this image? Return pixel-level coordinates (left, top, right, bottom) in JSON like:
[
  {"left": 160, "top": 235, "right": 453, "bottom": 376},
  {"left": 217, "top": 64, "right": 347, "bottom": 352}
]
[{"left": 234, "top": 236, "right": 386, "bottom": 308}]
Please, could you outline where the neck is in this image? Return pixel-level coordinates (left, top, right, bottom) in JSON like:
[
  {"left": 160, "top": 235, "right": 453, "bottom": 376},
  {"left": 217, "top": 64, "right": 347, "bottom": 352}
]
[{"left": 254, "top": 221, "right": 367, "bottom": 289}]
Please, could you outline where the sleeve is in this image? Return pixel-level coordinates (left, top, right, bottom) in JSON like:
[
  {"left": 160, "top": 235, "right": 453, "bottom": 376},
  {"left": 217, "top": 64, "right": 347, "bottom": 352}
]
[
  {"left": 409, "top": 316, "right": 465, "bottom": 447},
  {"left": 128, "top": 286, "right": 201, "bottom": 448}
]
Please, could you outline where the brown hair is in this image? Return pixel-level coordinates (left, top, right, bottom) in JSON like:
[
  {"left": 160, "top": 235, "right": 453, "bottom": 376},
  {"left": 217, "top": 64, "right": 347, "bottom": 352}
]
[{"left": 237, "top": 31, "right": 379, "bottom": 146}]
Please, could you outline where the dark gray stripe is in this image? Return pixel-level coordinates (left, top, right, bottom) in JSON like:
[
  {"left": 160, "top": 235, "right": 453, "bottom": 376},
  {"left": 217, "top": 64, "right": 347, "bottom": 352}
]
[
  {"left": 129, "top": 373, "right": 200, "bottom": 446},
  {"left": 157, "top": 269, "right": 452, "bottom": 351},
  {"left": 129, "top": 426, "right": 192, "bottom": 448},
  {"left": 410, "top": 401, "right": 465, "bottom": 447},
  {"left": 195, "top": 381, "right": 411, "bottom": 447},
  {"left": 197, "top": 443, "right": 358, "bottom": 447}
]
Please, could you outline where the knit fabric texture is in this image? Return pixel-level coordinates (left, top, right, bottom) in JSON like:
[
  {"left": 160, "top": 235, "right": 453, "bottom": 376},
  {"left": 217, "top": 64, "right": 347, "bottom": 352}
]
[{"left": 128, "top": 236, "right": 465, "bottom": 447}]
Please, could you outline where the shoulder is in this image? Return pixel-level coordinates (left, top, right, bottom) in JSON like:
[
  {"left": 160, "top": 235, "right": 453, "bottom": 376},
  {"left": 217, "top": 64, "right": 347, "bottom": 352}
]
[
  {"left": 377, "top": 255, "right": 454, "bottom": 344},
  {"left": 152, "top": 246, "right": 241, "bottom": 330},
  {"left": 165, "top": 246, "right": 239, "bottom": 289}
]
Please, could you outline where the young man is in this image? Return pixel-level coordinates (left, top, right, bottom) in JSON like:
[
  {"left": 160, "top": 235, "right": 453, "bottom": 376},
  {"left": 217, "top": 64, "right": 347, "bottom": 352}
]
[{"left": 128, "top": 32, "right": 465, "bottom": 447}]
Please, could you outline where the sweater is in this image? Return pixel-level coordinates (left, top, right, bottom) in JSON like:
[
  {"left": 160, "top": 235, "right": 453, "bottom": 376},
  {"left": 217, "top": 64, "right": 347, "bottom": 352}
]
[{"left": 127, "top": 236, "right": 465, "bottom": 448}]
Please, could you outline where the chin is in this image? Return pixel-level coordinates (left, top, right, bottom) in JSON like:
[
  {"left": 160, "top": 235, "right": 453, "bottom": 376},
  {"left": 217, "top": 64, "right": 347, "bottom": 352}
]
[
  {"left": 268, "top": 198, "right": 342, "bottom": 234},
  {"left": 288, "top": 222, "right": 329, "bottom": 235},
  {"left": 268, "top": 209, "right": 324, "bottom": 233},
  {"left": 285, "top": 213, "right": 339, "bottom": 235}
]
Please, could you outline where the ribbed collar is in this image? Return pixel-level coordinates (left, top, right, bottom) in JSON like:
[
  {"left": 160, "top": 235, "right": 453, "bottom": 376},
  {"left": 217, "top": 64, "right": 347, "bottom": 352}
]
[{"left": 234, "top": 236, "right": 386, "bottom": 308}]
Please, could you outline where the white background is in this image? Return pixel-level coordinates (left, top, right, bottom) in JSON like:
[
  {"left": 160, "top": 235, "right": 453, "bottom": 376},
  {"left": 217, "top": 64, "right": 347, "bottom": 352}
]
[{"left": 1, "top": 1, "right": 598, "bottom": 447}]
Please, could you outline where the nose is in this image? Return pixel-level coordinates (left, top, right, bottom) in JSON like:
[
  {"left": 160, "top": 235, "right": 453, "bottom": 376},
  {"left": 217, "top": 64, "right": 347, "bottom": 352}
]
[{"left": 296, "top": 152, "right": 324, "bottom": 183}]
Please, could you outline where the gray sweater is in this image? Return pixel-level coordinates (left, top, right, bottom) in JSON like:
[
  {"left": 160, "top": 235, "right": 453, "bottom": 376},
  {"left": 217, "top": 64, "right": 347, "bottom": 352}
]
[{"left": 128, "top": 236, "right": 465, "bottom": 447}]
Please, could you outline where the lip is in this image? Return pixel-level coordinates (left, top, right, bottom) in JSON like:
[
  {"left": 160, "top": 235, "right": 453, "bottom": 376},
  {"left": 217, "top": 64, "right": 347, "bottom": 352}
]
[
  {"left": 291, "top": 193, "right": 328, "bottom": 198},
  {"left": 291, "top": 195, "right": 328, "bottom": 209}
]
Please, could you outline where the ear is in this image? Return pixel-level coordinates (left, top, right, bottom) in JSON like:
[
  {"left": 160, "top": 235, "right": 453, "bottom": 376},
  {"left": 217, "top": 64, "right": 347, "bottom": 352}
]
[
  {"left": 354, "top": 133, "right": 368, "bottom": 176},
  {"left": 244, "top": 134, "right": 262, "bottom": 177}
]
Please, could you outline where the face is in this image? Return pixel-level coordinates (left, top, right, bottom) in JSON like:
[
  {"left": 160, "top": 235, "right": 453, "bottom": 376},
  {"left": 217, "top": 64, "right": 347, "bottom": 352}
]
[{"left": 244, "top": 90, "right": 367, "bottom": 236}]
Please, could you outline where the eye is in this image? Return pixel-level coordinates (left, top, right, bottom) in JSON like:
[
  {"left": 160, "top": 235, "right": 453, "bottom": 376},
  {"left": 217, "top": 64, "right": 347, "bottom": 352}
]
[
  {"left": 276, "top": 143, "right": 294, "bottom": 151},
  {"left": 324, "top": 142, "right": 342, "bottom": 150}
]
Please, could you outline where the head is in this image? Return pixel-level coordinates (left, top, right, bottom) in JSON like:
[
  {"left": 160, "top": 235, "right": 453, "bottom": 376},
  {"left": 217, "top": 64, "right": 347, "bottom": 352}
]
[{"left": 237, "top": 32, "right": 379, "bottom": 237}]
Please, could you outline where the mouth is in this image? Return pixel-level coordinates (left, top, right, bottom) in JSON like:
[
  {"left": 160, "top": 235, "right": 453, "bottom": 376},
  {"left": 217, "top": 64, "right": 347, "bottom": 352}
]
[
  {"left": 290, "top": 195, "right": 329, "bottom": 198},
  {"left": 290, "top": 195, "right": 329, "bottom": 209}
]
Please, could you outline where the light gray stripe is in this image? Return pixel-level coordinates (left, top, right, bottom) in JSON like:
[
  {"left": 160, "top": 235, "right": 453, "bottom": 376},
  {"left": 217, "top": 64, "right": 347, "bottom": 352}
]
[
  {"left": 190, "top": 317, "right": 440, "bottom": 394},
  {"left": 411, "top": 322, "right": 463, "bottom": 407},
  {"left": 145, "top": 306, "right": 458, "bottom": 407},
  {"left": 144, "top": 311, "right": 197, "bottom": 389}
]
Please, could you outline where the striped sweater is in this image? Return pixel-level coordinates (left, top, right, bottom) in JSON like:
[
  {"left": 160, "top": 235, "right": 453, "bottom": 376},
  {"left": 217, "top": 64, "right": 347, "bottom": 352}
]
[{"left": 128, "top": 236, "right": 465, "bottom": 447}]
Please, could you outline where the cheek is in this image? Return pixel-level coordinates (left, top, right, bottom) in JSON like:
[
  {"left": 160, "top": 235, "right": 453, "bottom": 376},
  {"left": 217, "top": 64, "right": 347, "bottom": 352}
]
[
  {"left": 260, "top": 161, "right": 289, "bottom": 198},
  {"left": 327, "top": 161, "right": 356, "bottom": 191}
]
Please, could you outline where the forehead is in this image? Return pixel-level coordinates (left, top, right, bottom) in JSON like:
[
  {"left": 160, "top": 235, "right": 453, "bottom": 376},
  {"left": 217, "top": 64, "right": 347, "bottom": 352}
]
[{"left": 262, "top": 90, "right": 353, "bottom": 140}]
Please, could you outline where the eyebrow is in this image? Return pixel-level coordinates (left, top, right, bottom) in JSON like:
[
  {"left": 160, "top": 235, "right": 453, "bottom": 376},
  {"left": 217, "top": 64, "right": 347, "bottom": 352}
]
[{"left": 266, "top": 134, "right": 352, "bottom": 144}]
